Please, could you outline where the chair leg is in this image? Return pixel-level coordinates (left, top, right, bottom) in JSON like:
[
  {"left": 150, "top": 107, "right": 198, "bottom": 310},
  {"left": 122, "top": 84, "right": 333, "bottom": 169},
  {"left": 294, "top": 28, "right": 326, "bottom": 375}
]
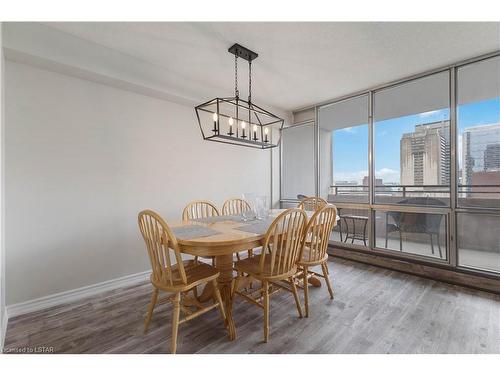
[
  {"left": 430, "top": 234, "right": 435, "bottom": 254},
  {"left": 437, "top": 234, "right": 443, "bottom": 258},
  {"left": 399, "top": 231, "right": 403, "bottom": 251},
  {"left": 232, "top": 272, "right": 241, "bottom": 298},
  {"left": 289, "top": 277, "right": 303, "bottom": 318},
  {"left": 322, "top": 263, "right": 334, "bottom": 300},
  {"left": 171, "top": 292, "right": 181, "bottom": 354},
  {"left": 263, "top": 281, "right": 270, "bottom": 343},
  {"left": 212, "top": 279, "right": 227, "bottom": 322},
  {"left": 303, "top": 266, "right": 309, "bottom": 318},
  {"left": 144, "top": 287, "right": 158, "bottom": 333}
]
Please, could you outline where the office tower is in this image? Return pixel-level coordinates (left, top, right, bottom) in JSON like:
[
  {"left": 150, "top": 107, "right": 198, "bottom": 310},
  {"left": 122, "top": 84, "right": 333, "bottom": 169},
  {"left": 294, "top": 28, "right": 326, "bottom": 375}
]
[
  {"left": 462, "top": 123, "right": 500, "bottom": 186},
  {"left": 400, "top": 120, "right": 450, "bottom": 186}
]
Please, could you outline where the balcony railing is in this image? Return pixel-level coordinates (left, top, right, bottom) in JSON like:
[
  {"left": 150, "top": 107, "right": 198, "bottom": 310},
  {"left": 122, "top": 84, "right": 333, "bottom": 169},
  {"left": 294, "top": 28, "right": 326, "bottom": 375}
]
[
  {"left": 329, "top": 184, "right": 500, "bottom": 197},
  {"left": 327, "top": 184, "right": 500, "bottom": 207}
]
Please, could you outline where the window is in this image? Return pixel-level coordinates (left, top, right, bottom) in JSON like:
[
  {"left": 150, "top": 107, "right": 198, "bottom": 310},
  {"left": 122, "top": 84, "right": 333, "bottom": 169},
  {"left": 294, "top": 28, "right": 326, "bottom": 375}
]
[
  {"left": 330, "top": 208, "right": 370, "bottom": 248},
  {"left": 318, "top": 95, "right": 369, "bottom": 203},
  {"left": 281, "top": 123, "right": 315, "bottom": 199},
  {"left": 281, "top": 52, "right": 500, "bottom": 277},
  {"left": 457, "top": 56, "right": 500, "bottom": 208},
  {"left": 374, "top": 72, "right": 451, "bottom": 206},
  {"left": 375, "top": 210, "right": 447, "bottom": 260},
  {"left": 458, "top": 212, "right": 500, "bottom": 272}
]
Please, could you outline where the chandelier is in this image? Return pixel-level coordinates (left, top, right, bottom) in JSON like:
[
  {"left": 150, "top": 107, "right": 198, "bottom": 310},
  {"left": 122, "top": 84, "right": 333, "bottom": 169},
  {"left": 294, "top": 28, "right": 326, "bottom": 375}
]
[{"left": 195, "top": 43, "right": 284, "bottom": 149}]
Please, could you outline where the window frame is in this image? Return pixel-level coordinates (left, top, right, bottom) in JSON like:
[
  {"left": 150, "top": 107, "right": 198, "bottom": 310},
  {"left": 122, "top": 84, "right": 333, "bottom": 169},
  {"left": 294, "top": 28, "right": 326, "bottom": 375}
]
[{"left": 279, "top": 50, "right": 500, "bottom": 279}]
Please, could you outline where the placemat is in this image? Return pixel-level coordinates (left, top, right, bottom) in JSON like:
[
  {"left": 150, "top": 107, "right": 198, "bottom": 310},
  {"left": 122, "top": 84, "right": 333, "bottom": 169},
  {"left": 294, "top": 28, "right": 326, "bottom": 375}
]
[
  {"left": 192, "top": 215, "right": 245, "bottom": 223},
  {"left": 234, "top": 218, "right": 275, "bottom": 235},
  {"left": 171, "top": 225, "right": 221, "bottom": 240}
]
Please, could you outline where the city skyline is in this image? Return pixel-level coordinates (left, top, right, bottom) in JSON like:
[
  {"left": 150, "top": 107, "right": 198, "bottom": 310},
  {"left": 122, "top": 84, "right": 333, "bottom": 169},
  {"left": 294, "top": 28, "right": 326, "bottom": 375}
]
[{"left": 331, "top": 97, "right": 500, "bottom": 185}]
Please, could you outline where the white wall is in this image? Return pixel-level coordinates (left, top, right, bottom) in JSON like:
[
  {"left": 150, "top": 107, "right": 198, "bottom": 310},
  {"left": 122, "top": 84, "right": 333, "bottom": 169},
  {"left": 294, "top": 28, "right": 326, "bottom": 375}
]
[{"left": 5, "top": 61, "right": 273, "bottom": 306}]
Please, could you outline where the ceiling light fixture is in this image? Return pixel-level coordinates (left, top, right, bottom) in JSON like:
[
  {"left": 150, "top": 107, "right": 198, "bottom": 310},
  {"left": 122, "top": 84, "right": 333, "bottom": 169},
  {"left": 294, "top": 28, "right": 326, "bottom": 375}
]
[{"left": 195, "top": 43, "right": 284, "bottom": 149}]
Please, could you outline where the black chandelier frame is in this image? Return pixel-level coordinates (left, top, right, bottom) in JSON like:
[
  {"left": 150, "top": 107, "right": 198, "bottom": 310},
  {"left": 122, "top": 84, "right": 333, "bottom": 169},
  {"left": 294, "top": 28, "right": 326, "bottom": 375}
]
[{"left": 194, "top": 43, "right": 284, "bottom": 150}]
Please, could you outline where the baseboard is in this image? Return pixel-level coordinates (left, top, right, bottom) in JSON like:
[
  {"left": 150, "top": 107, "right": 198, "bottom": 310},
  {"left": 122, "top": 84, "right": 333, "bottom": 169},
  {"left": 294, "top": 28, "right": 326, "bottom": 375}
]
[
  {"left": 1, "top": 310, "right": 8, "bottom": 352},
  {"left": 329, "top": 247, "right": 500, "bottom": 294},
  {"left": 6, "top": 270, "right": 150, "bottom": 319}
]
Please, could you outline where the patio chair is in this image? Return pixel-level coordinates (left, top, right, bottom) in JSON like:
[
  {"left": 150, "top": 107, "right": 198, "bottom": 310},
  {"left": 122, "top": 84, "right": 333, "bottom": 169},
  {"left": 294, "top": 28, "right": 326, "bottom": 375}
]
[{"left": 384, "top": 197, "right": 445, "bottom": 258}]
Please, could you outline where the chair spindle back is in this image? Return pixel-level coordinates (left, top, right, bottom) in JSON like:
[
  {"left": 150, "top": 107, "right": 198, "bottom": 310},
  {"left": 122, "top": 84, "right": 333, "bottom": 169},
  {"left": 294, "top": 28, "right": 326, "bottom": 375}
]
[
  {"left": 260, "top": 208, "right": 307, "bottom": 277},
  {"left": 301, "top": 205, "right": 338, "bottom": 263},
  {"left": 298, "top": 196, "right": 328, "bottom": 211},
  {"left": 138, "top": 210, "right": 187, "bottom": 287},
  {"left": 182, "top": 200, "right": 220, "bottom": 220},
  {"left": 222, "top": 198, "right": 251, "bottom": 215}
]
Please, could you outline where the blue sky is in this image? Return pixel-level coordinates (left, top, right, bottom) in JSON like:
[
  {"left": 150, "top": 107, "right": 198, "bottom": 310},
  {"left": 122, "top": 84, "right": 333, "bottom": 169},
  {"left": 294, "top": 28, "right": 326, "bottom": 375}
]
[{"left": 332, "top": 97, "right": 500, "bottom": 184}]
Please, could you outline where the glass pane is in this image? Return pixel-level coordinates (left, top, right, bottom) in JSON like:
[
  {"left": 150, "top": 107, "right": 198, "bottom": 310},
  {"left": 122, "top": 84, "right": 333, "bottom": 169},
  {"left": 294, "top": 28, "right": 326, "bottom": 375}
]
[
  {"left": 458, "top": 213, "right": 500, "bottom": 273},
  {"left": 375, "top": 210, "right": 447, "bottom": 260},
  {"left": 457, "top": 56, "right": 500, "bottom": 208},
  {"left": 318, "top": 95, "right": 369, "bottom": 203},
  {"left": 281, "top": 124, "right": 315, "bottom": 199},
  {"left": 374, "top": 72, "right": 450, "bottom": 206},
  {"left": 330, "top": 208, "right": 370, "bottom": 248}
]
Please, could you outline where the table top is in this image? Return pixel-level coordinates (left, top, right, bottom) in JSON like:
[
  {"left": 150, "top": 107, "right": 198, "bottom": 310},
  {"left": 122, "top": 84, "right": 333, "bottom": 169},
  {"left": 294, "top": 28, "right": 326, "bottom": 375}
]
[
  {"left": 169, "top": 209, "right": 338, "bottom": 257},
  {"left": 169, "top": 209, "right": 286, "bottom": 252}
]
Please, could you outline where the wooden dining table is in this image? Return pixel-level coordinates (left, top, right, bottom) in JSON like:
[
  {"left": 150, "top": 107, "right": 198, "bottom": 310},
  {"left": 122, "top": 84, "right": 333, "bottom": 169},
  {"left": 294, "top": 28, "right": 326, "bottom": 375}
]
[{"left": 169, "top": 209, "right": 337, "bottom": 341}]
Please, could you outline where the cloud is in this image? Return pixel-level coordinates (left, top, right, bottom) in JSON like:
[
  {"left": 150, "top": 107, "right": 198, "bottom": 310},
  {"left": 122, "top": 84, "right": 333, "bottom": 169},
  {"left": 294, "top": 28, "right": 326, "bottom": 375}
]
[
  {"left": 376, "top": 168, "right": 400, "bottom": 183},
  {"left": 340, "top": 127, "right": 357, "bottom": 133},
  {"left": 419, "top": 110, "right": 441, "bottom": 118},
  {"left": 333, "top": 170, "right": 368, "bottom": 183},
  {"left": 376, "top": 167, "right": 398, "bottom": 177}
]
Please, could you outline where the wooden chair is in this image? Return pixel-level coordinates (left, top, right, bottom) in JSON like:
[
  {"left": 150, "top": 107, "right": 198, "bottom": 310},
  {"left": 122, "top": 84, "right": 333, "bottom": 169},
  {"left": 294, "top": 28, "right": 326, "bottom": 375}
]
[
  {"left": 232, "top": 208, "right": 307, "bottom": 342},
  {"left": 182, "top": 200, "right": 220, "bottom": 265},
  {"left": 298, "top": 204, "right": 338, "bottom": 317},
  {"left": 298, "top": 196, "right": 328, "bottom": 211},
  {"left": 222, "top": 198, "right": 251, "bottom": 216},
  {"left": 182, "top": 200, "right": 220, "bottom": 221},
  {"left": 222, "top": 198, "right": 254, "bottom": 260},
  {"left": 138, "top": 209, "right": 227, "bottom": 354}
]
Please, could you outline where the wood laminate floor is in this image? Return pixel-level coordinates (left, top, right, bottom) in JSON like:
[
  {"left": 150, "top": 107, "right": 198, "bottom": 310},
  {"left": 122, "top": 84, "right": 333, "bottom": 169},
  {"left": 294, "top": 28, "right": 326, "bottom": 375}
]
[{"left": 4, "top": 258, "right": 500, "bottom": 354}]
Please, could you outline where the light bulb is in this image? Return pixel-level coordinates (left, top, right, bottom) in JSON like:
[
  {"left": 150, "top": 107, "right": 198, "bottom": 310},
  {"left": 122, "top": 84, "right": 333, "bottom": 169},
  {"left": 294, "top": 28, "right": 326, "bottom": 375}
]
[
  {"left": 241, "top": 121, "right": 246, "bottom": 129},
  {"left": 228, "top": 117, "right": 234, "bottom": 125},
  {"left": 253, "top": 125, "right": 258, "bottom": 132},
  {"left": 212, "top": 112, "right": 218, "bottom": 121},
  {"left": 264, "top": 127, "right": 269, "bottom": 134}
]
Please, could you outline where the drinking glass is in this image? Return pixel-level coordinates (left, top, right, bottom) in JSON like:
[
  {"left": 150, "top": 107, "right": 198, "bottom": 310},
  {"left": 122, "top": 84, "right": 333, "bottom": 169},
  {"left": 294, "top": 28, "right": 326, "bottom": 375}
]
[
  {"left": 242, "top": 193, "right": 256, "bottom": 221},
  {"left": 255, "top": 195, "right": 270, "bottom": 220}
]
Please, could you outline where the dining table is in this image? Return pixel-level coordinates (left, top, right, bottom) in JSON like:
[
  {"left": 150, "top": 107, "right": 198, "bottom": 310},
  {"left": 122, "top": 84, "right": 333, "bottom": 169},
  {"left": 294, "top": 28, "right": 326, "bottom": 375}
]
[{"left": 169, "top": 208, "right": 338, "bottom": 341}]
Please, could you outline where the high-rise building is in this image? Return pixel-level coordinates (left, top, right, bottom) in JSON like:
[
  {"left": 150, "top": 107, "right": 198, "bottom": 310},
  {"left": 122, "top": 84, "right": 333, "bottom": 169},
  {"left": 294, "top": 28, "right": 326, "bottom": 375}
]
[
  {"left": 400, "top": 120, "right": 450, "bottom": 186},
  {"left": 462, "top": 123, "right": 500, "bottom": 187}
]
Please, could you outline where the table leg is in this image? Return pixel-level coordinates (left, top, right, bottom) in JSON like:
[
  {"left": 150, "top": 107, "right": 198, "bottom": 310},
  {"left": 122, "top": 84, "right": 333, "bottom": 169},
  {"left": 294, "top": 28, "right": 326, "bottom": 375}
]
[{"left": 215, "top": 254, "right": 236, "bottom": 341}]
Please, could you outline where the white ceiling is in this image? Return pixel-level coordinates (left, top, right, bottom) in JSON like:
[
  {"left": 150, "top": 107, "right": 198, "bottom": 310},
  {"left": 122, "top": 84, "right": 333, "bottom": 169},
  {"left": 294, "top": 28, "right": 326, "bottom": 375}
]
[{"left": 44, "top": 22, "right": 500, "bottom": 112}]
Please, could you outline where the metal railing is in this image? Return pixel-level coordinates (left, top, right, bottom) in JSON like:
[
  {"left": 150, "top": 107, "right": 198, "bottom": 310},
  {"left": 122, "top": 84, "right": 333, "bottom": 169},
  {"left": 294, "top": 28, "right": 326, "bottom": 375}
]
[{"left": 329, "top": 184, "right": 500, "bottom": 197}]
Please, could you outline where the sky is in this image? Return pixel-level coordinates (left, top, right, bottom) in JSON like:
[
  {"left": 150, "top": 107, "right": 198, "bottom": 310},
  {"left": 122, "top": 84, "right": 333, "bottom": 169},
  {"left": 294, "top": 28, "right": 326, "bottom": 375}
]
[{"left": 331, "top": 97, "right": 500, "bottom": 184}]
